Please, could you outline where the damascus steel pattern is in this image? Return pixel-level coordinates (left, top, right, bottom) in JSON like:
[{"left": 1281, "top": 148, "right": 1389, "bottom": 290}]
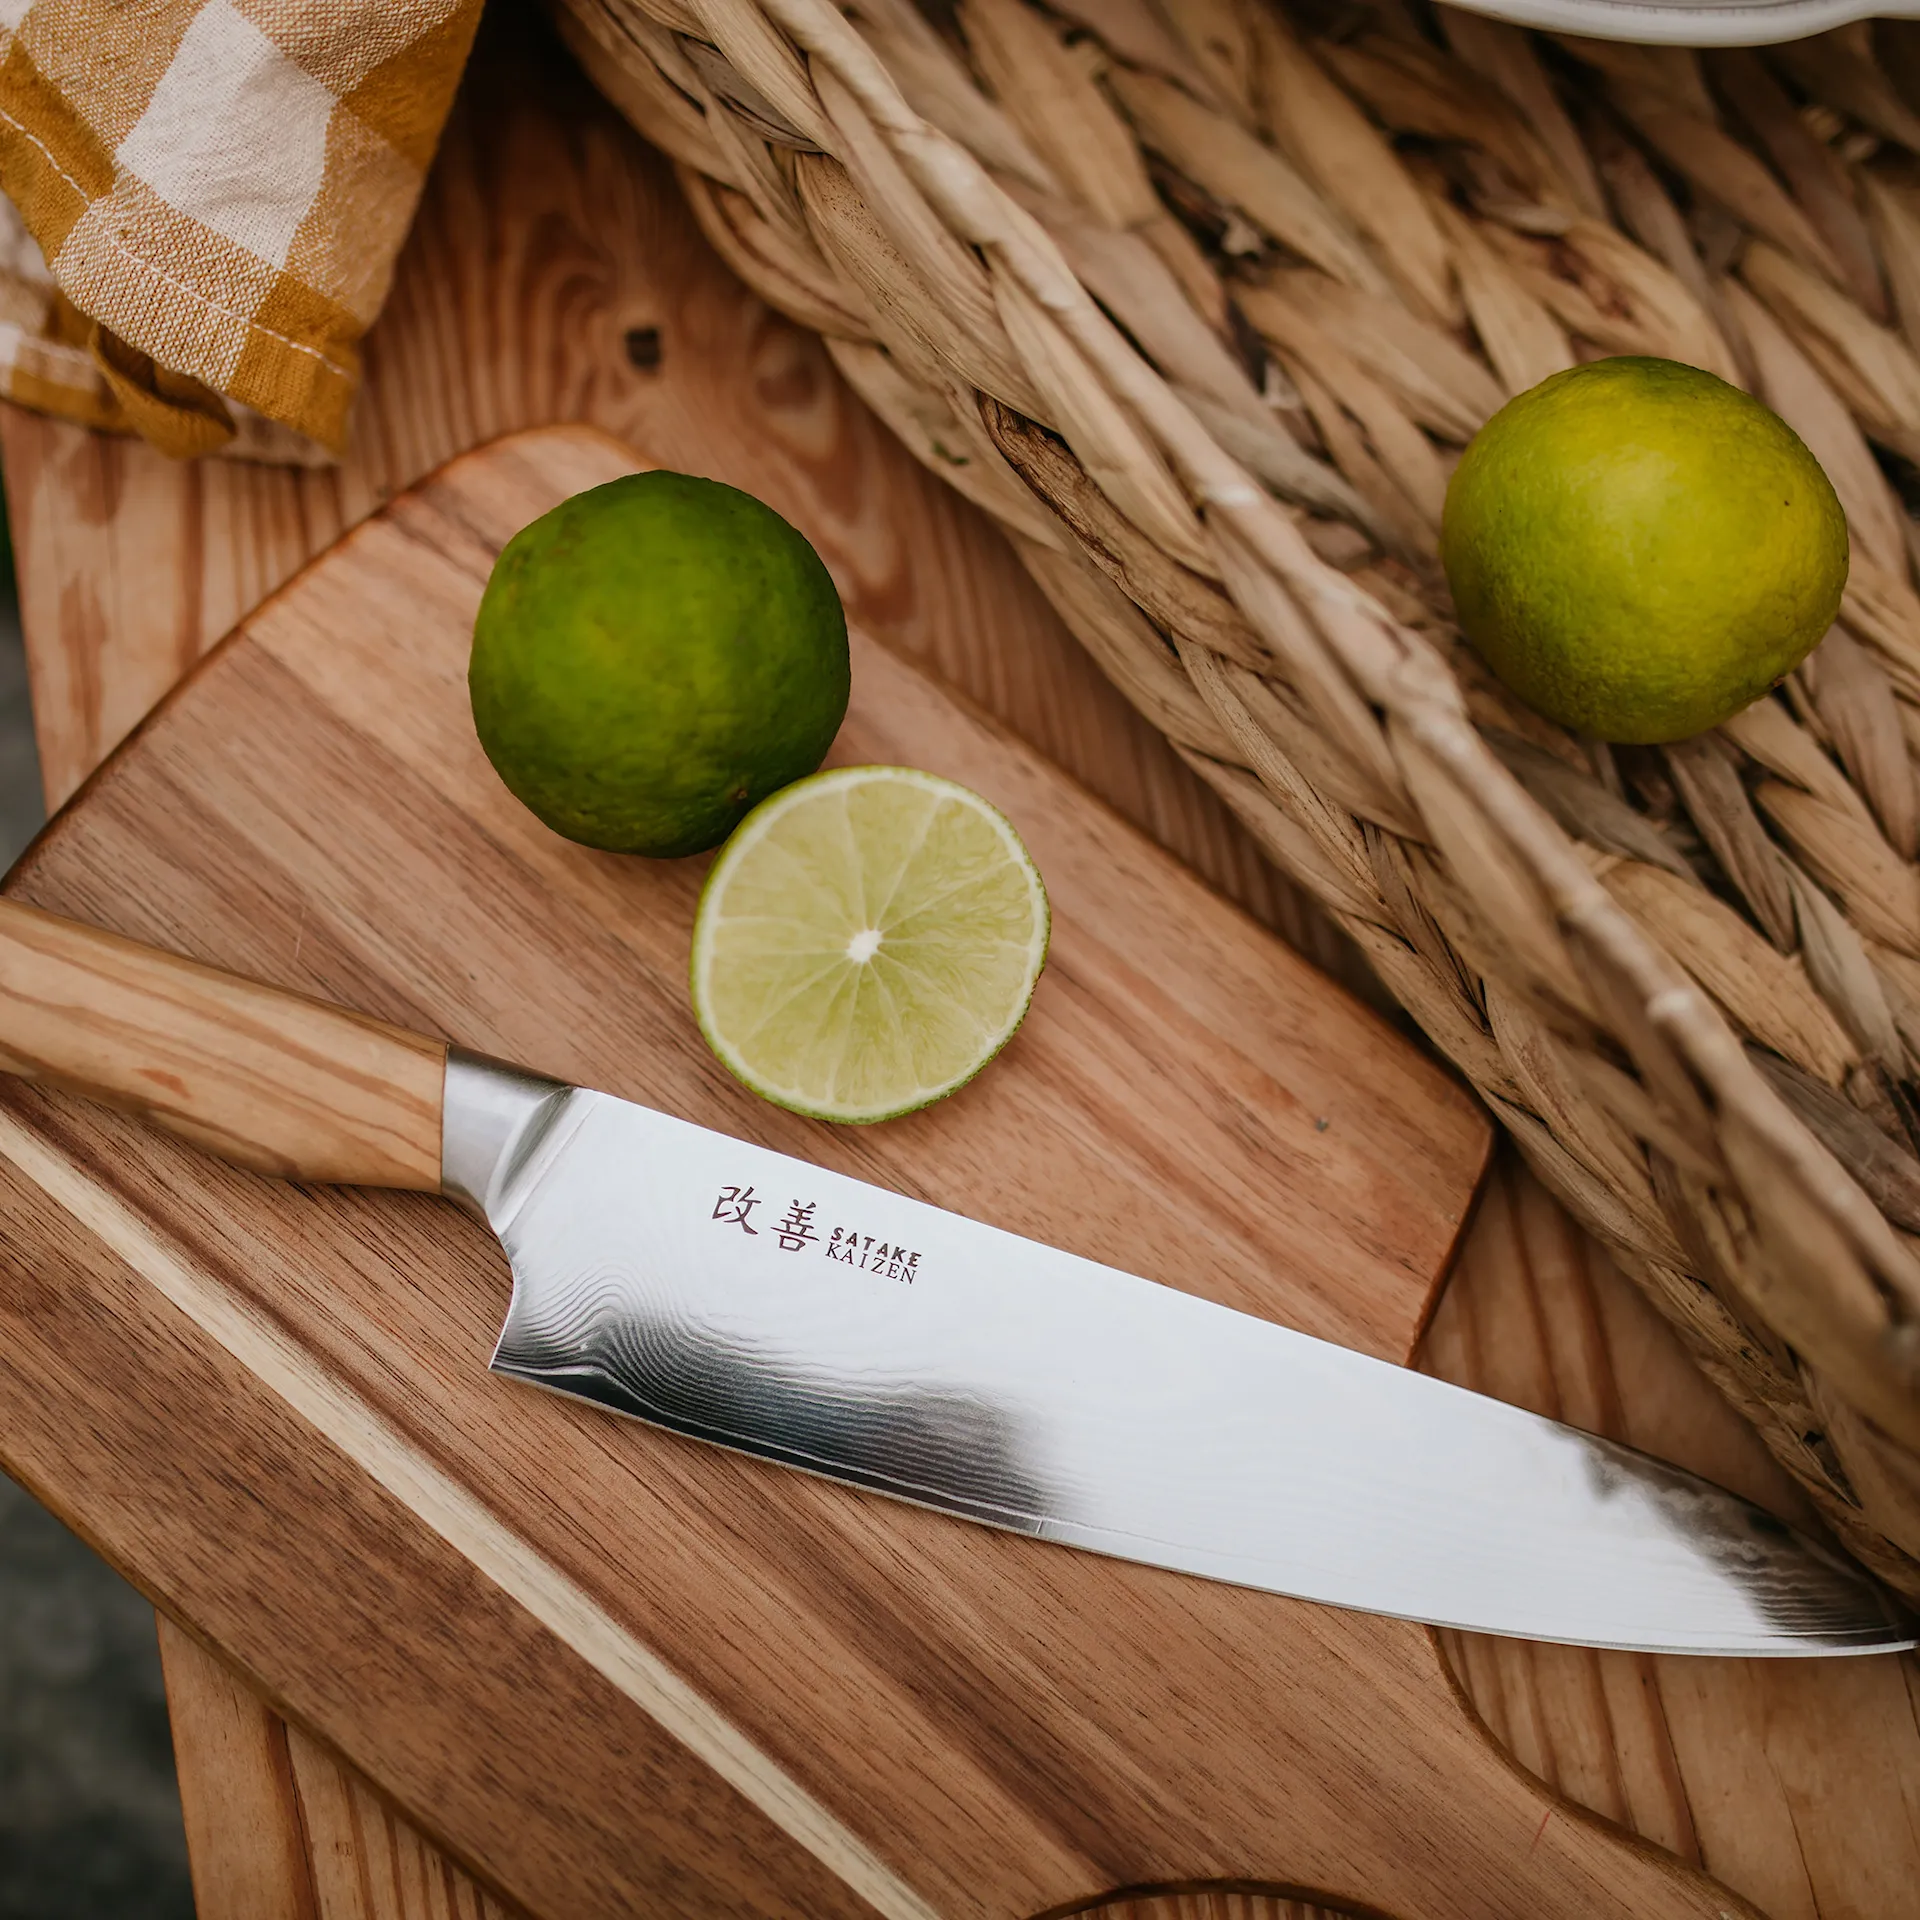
[{"left": 441, "top": 1051, "right": 1915, "bottom": 1656}]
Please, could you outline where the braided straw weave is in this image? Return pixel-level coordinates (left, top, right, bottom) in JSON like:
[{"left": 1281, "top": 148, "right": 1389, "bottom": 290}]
[{"left": 552, "top": 0, "right": 1920, "bottom": 1595}]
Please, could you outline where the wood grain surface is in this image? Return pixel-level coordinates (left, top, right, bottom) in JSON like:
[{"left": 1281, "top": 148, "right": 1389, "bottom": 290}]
[
  {"left": 0, "top": 900, "right": 446, "bottom": 1187},
  {"left": 0, "top": 8, "right": 1912, "bottom": 1916},
  {"left": 0, "top": 418, "right": 1777, "bottom": 1920},
  {"left": 159, "top": 1619, "right": 513, "bottom": 1920}
]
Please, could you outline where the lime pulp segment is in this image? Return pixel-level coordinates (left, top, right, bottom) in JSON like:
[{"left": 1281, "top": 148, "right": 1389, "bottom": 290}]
[{"left": 690, "top": 766, "right": 1050, "bottom": 1123}]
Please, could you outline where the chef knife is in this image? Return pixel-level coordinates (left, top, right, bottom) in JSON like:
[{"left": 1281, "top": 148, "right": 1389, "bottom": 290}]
[{"left": 1, "top": 898, "right": 1911, "bottom": 1657}]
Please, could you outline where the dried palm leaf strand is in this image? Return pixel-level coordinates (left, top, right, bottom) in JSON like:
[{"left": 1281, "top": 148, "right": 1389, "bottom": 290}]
[
  {"left": 978, "top": 396, "right": 1266, "bottom": 666},
  {"left": 796, "top": 152, "right": 1024, "bottom": 401},
  {"left": 1483, "top": 976, "right": 1684, "bottom": 1261},
  {"left": 1584, "top": 110, "right": 1736, "bottom": 361},
  {"left": 1563, "top": 221, "right": 1739, "bottom": 380},
  {"left": 1279, "top": 355, "right": 1433, "bottom": 558},
  {"left": 808, "top": 65, "right": 1055, "bottom": 418},
  {"left": 1839, "top": 553, "right": 1920, "bottom": 702},
  {"left": 1757, "top": 780, "right": 1920, "bottom": 958},
  {"left": 1722, "top": 689, "right": 1874, "bottom": 815},
  {"left": 678, "top": 35, "right": 819, "bottom": 143},
  {"left": 1718, "top": 1109, "right": 1920, "bottom": 1449},
  {"left": 1783, "top": 858, "right": 1907, "bottom": 1076},
  {"left": 1770, "top": 28, "right": 1920, "bottom": 155},
  {"left": 627, "top": 0, "right": 701, "bottom": 30},
  {"left": 1175, "top": 386, "right": 1380, "bottom": 529},
  {"left": 687, "top": 0, "right": 834, "bottom": 145},
  {"left": 1155, "top": 0, "right": 1260, "bottom": 129},
  {"left": 1364, "top": 820, "right": 1483, "bottom": 1009},
  {"left": 1048, "top": 0, "right": 1216, "bottom": 99},
  {"left": 1709, "top": 47, "right": 1886, "bottom": 320},
  {"left": 1611, "top": 1109, "right": 1920, "bottom": 1574},
  {"left": 1663, "top": 732, "right": 1797, "bottom": 951},
  {"left": 1391, "top": 721, "right": 1597, "bottom": 1020},
  {"left": 1650, "top": 1157, "right": 1860, "bottom": 1426},
  {"left": 1107, "top": 66, "right": 1393, "bottom": 299},
  {"left": 558, "top": 2, "right": 744, "bottom": 185},
  {"left": 1649, "top": 1178, "right": 1920, "bottom": 1590},
  {"left": 1175, "top": 634, "right": 1387, "bottom": 922},
  {"left": 1812, "top": 1374, "right": 1920, "bottom": 1563},
  {"left": 1552, "top": 35, "right": 1718, "bottom": 120},
  {"left": 1007, "top": 194, "right": 1307, "bottom": 507},
  {"left": 1240, "top": 271, "right": 1503, "bottom": 441},
  {"left": 1316, "top": 31, "right": 1567, "bottom": 205},
  {"left": 1743, "top": 240, "right": 1920, "bottom": 463},
  {"left": 1490, "top": 1087, "right": 1689, "bottom": 1271},
  {"left": 1143, "top": 207, "right": 1240, "bottom": 330},
  {"left": 1236, "top": 669, "right": 1424, "bottom": 840},
  {"left": 1599, "top": 857, "right": 1859, "bottom": 1087},
  {"left": 824, "top": 338, "right": 1070, "bottom": 549},
  {"left": 1487, "top": 731, "right": 1694, "bottom": 876},
  {"left": 1753, "top": 1050, "right": 1920, "bottom": 1227},
  {"left": 1798, "top": 628, "right": 1919, "bottom": 859},
  {"left": 848, "top": 0, "right": 1058, "bottom": 192},
  {"left": 1240, "top": 298, "right": 1448, "bottom": 531},
  {"left": 1429, "top": 195, "right": 1576, "bottom": 397},
  {"left": 1861, "top": 168, "right": 1920, "bottom": 366},
  {"left": 1571, "top": 1049, "right": 1719, "bottom": 1182},
  {"left": 1479, "top": 218, "right": 1741, "bottom": 383},
  {"left": 1606, "top": 80, "right": 1849, "bottom": 291},
  {"left": 1720, "top": 276, "right": 1907, "bottom": 576},
  {"left": 1339, "top": 905, "right": 1518, "bottom": 1104},
  {"left": 825, "top": 92, "right": 1206, "bottom": 555},
  {"left": 1179, "top": 743, "right": 1401, "bottom": 929},
  {"left": 680, "top": 169, "right": 878, "bottom": 337},
  {"left": 1027, "top": 200, "right": 1252, "bottom": 413},
  {"left": 1247, "top": 9, "right": 1459, "bottom": 325},
  {"left": 1012, "top": 533, "right": 1237, "bottom": 761},
  {"left": 1213, "top": 515, "right": 1416, "bottom": 827},
  {"left": 993, "top": 270, "right": 1221, "bottom": 572},
  {"left": 1720, "top": 706, "right": 1912, "bottom": 1036},
  {"left": 1438, "top": 8, "right": 1605, "bottom": 218},
  {"left": 958, "top": 0, "right": 1159, "bottom": 231}
]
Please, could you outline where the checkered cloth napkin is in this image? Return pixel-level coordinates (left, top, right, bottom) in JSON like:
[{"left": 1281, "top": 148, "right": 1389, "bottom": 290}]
[{"left": 0, "top": 0, "right": 482, "bottom": 460}]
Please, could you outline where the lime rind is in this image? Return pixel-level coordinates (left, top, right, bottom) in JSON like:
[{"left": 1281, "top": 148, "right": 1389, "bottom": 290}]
[
  {"left": 690, "top": 766, "right": 1050, "bottom": 1124},
  {"left": 1440, "top": 357, "right": 1848, "bottom": 744}
]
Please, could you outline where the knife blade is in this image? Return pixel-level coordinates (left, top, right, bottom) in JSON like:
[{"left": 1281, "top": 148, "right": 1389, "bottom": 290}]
[
  {"left": 3, "top": 899, "right": 1912, "bottom": 1657},
  {"left": 446, "top": 1047, "right": 1909, "bottom": 1655}
]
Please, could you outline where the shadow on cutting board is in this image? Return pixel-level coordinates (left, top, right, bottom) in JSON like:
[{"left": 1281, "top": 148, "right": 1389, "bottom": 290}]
[{"left": 0, "top": 475, "right": 195, "bottom": 1919}]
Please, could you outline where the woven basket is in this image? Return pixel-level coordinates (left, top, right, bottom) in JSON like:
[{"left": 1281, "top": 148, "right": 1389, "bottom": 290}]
[{"left": 552, "top": 0, "right": 1920, "bottom": 1596}]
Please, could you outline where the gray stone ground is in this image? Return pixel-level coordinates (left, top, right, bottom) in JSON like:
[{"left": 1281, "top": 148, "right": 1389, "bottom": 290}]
[{"left": 0, "top": 521, "right": 196, "bottom": 1913}]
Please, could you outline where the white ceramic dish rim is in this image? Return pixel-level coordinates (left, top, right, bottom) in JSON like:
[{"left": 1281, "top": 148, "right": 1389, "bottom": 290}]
[{"left": 1446, "top": 0, "right": 1915, "bottom": 46}]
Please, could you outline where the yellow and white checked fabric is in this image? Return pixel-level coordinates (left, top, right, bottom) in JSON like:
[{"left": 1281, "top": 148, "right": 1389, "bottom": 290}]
[{"left": 0, "top": 0, "right": 482, "bottom": 459}]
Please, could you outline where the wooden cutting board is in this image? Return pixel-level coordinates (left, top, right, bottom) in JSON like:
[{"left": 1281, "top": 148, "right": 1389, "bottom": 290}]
[{"left": 0, "top": 423, "right": 1761, "bottom": 1920}]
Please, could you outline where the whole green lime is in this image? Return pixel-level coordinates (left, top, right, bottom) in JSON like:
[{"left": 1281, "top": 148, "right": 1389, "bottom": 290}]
[
  {"left": 470, "top": 472, "right": 850, "bottom": 856},
  {"left": 1440, "top": 358, "right": 1849, "bottom": 744}
]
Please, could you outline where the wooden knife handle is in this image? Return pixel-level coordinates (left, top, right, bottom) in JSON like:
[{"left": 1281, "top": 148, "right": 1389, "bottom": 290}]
[{"left": 0, "top": 899, "right": 446, "bottom": 1189}]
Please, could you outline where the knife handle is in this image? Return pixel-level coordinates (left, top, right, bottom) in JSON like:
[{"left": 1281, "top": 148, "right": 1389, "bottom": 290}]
[{"left": 0, "top": 899, "right": 446, "bottom": 1189}]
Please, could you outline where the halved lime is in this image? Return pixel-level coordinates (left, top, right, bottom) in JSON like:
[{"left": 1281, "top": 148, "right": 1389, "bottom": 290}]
[{"left": 690, "top": 766, "right": 1050, "bottom": 1123}]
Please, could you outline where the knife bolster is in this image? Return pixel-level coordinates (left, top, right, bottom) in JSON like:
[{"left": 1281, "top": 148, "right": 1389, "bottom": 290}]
[
  {"left": 0, "top": 899, "right": 447, "bottom": 1188},
  {"left": 440, "top": 1050, "right": 578, "bottom": 1225}
]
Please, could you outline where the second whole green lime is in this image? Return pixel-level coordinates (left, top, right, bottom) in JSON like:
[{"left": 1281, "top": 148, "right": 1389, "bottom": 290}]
[
  {"left": 470, "top": 471, "right": 850, "bottom": 856},
  {"left": 1440, "top": 358, "right": 1849, "bottom": 744}
]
